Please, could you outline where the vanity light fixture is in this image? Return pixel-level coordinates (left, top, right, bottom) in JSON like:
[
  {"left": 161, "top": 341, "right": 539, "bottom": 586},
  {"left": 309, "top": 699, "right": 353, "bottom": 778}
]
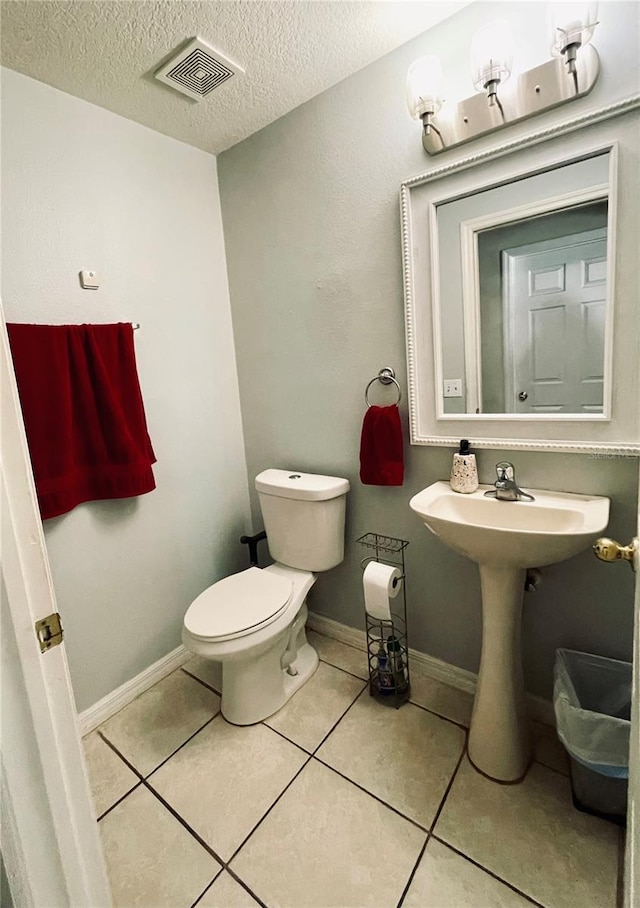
[
  {"left": 409, "top": 2, "right": 600, "bottom": 155},
  {"left": 550, "top": 1, "right": 599, "bottom": 83},
  {"left": 470, "top": 19, "right": 513, "bottom": 113},
  {"left": 406, "top": 55, "right": 444, "bottom": 139}
]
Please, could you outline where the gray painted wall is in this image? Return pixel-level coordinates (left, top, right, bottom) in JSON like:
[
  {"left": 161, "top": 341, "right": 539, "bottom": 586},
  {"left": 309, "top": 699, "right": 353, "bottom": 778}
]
[{"left": 219, "top": 1, "right": 640, "bottom": 700}]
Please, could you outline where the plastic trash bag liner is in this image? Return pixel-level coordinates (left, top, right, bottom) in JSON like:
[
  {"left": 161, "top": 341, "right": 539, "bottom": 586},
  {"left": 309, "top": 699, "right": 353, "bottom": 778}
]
[{"left": 554, "top": 648, "right": 631, "bottom": 779}]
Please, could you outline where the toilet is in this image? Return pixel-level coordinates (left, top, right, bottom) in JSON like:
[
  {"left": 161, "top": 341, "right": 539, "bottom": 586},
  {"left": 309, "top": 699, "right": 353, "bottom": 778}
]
[{"left": 182, "top": 468, "right": 350, "bottom": 725}]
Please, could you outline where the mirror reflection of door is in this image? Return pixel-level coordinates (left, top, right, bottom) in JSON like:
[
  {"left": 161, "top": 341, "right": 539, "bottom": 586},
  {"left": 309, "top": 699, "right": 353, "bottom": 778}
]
[
  {"left": 503, "top": 228, "right": 607, "bottom": 414},
  {"left": 476, "top": 199, "right": 608, "bottom": 414}
]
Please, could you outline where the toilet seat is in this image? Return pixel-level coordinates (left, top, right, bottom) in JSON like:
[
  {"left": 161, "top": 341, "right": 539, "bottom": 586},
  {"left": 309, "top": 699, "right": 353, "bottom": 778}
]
[{"left": 184, "top": 567, "right": 293, "bottom": 642}]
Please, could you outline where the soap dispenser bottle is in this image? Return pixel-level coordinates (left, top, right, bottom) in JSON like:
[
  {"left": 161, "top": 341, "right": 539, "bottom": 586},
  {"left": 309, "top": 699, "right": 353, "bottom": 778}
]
[{"left": 450, "top": 439, "right": 479, "bottom": 494}]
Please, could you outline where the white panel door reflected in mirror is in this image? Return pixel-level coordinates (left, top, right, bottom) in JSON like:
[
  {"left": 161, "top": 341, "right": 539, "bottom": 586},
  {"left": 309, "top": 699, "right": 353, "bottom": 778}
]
[
  {"left": 500, "top": 225, "right": 607, "bottom": 415},
  {"left": 435, "top": 151, "right": 611, "bottom": 418},
  {"left": 478, "top": 211, "right": 608, "bottom": 414}
]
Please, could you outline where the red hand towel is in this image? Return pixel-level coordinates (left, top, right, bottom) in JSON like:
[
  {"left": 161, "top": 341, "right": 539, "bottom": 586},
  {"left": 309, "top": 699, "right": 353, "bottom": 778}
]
[
  {"left": 7, "top": 322, "right": 156, "bottom": 520},
  {"left": 359, "top": 404, "right": 404, "bottom": 486}
]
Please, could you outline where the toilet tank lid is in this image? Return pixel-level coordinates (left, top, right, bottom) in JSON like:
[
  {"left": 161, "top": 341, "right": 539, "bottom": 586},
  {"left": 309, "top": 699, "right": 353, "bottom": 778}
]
[{"left": 255, "top": 469, "right": 350, "bottom": 501}]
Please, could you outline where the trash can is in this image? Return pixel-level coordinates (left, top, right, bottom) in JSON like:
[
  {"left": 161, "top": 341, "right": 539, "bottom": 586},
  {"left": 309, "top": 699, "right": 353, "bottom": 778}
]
[{"left": 553, "top": 648, "right": 631, "bottom": 826}]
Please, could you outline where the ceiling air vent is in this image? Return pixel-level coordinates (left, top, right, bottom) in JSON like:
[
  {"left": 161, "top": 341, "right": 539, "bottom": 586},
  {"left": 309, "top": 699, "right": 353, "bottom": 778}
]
[{"left": 154, "top": 37, "right": 243, "bottom": 102}]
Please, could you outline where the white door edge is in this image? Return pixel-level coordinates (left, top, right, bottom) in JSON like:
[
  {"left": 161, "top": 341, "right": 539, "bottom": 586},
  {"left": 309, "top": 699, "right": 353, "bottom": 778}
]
[
  {"left": 624, "top": 466, "right": 640, "bottom": 908},
  {"left": 0, "top": 309, "right": 112, "bottom": 906}
]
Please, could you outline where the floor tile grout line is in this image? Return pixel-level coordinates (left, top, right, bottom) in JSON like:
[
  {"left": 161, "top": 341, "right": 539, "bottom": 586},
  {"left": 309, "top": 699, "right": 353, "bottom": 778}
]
[
  {"left": 261, "top": 721, "right": 312, "bottom": 756},
  {"left": 180, "top": 652, "right": 566, "bottom": 776},
  {"left": 96, "top": 679, "right": 372, "bottom": 894},
  {"left": 395, "top": 831, "right": 432, "bottom": 908},
  {"left": 98, "top": 711, "right": 218, "bottom": 783},
  {"left": 312, "top": 632, "right": 478, "bottom": 725},
  {"left": 99, "top": 728, "right": 291, "bottom": 908},
  {"left": 180, "top": 666, "right": 222, "bottom": 697},
  {"left": 396, "top": 700, "right": 570, "bottom": 777},
  {"left": 311, "top": 755, "right": 430, "bottom": 835},
  {"left": 309, "top": 683, "right": 464, "bottom": 834},
  {"left": 428, "top": 742, "right": 468, "bottom": 834},
  {"left": 222, "top": 686, "right": 380, "bottom": 863},
  {"left": 312, "top": 655, "right": 569, "bottom": 768},
  {"left": 534, "top": 758, "right": 569, "bottom": 777},
  {"left": 407, "top": 697, "right": 470, "bottom": 731},
  {"left": 223, "top": 864, "right": 269, "bottom": 908},
  {"left": 144, "top": 715, "right": 218, "bottom": 778},
  {"left": 91, "top": 696, "right": 588, "bottom": 908},
  {"left": 309, "top": 675, "right": 569, "bottom": 779},
  {"left": 310, "top": 683, "right": 369, "bottom": 756},
  {"left": 226, "top": 754, "right": 314, "bottom": 866},
  {"left": 261, "top": 675, "right": 367, "bottom": 759},
  {"left": 311, "top": 636, "right": 554, "bottom": 727},
  {"left": 97, "top": 731, "right": 146, "bottom": 781},
  {"left": 430, "top": 835, "right": 547, "bottom": 908},
  {"left": 316, "top": 655, "right": 368, "bottom": 683},
  {"left": 315, "top": 659, "right": 475, "bottom": 733},
  {"left": 225, "top": 728, "right": 430, "bottom": 874},
  {"left": 95, "top": 779, "right": 144, "bottom": 822},
  {"left": 188, "top": 868, "right": 224, "bottom": 908},
  {"left": 142, "top": 778, "right": 227, "bottom": 865},
  {"left": 96, "top": 735, "right": 230, "bottom": 877},
  {"left": 93, "top": 657, "right": 572, "bottom": 908}
]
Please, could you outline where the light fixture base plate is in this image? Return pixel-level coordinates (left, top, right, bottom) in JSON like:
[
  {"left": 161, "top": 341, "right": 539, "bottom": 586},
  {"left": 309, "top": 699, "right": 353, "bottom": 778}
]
[{"left": 423, "top": 46, "right": 599, "bottom": 155}]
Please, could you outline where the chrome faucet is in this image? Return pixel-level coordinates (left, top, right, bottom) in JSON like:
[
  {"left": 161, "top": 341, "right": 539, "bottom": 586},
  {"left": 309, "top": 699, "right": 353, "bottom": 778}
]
[{"left": 484, "top": 462, "right": 535, "bottom": 502}]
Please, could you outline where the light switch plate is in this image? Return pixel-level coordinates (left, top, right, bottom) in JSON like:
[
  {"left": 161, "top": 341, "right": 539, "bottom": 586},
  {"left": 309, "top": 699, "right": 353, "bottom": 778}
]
[
  {"left": 443, "top": 379, "right": 463, "bottom": 398},
  {"left": 79, "top": 270, "right": 100, "bottom": 290}
]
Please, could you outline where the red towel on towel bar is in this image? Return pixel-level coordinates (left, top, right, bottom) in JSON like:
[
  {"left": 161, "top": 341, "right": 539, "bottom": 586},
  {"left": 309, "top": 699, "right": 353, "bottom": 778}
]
[
  {"left": 359, "top": 404, "right": 404, "bottom": 486},
  {"left": 7, "top": 322, "right": 156, "bottom": 520}
]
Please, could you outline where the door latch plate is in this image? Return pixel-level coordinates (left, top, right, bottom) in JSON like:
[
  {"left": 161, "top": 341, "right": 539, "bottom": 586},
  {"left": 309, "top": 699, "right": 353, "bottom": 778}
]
[{"left": 35, "top": 612, "right": 64, "bottom": 652}]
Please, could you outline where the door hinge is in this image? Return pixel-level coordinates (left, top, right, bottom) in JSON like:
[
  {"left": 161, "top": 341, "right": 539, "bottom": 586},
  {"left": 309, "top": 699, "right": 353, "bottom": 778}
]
[{"left": 35, "top": 612, "right": 64, "bottom": 652}]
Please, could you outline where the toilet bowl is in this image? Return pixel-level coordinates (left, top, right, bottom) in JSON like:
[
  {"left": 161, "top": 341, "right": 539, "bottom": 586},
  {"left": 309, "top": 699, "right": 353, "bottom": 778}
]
[
  {"left": 182, "top": 469, "right": 349, "bottom": 725},
  {"left": 182, "top": 563, "right": 318, "bottom": 725}
]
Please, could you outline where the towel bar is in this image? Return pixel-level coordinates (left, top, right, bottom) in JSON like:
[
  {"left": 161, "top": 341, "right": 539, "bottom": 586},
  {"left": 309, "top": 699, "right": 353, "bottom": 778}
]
[{"left": 365, "top": 367, "right": 401, "bottom": 407}]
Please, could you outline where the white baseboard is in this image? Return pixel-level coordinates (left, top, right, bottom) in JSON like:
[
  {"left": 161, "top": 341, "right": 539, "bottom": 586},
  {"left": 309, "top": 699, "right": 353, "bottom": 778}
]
[
  {"left": 307, "top": 610, "right": 555, "bottom": 727},
  {"left": 79, "top": 645, "right": 190, "bottom": 735},
  {"left": 79, "top": 613, "right": 555, "bottom": 735}
]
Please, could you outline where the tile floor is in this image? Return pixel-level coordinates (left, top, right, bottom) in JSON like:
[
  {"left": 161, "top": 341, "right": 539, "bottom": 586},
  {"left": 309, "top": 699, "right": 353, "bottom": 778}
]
[{"left": 83, "top": 630, "right": 624, "bottom": 908}]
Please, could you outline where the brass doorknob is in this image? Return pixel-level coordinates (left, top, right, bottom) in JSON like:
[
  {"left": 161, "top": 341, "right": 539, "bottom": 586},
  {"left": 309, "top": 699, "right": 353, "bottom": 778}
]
[{"left": 593, "top": 537, "right": 638, "bottom": 571}]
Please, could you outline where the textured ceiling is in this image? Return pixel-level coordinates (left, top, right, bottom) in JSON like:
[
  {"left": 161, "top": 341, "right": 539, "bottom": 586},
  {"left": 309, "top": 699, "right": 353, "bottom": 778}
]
[{"left": 0, "top": 1, "right": 470, "bottom": 154}]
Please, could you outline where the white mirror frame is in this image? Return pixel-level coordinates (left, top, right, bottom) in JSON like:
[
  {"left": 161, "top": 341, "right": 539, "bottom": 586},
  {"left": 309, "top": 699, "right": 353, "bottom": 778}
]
[{"left": 401, "top": 97, "right": 640, "bottom": 454}]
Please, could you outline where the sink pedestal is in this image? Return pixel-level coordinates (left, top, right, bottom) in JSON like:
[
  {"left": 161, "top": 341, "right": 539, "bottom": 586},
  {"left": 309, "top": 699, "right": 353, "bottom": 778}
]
[
  {"left": 468, "top": 565, "right": 532, "bottom": 782},
  {"left": 410, "top": 482, "right": 610, "bottom": 785}
]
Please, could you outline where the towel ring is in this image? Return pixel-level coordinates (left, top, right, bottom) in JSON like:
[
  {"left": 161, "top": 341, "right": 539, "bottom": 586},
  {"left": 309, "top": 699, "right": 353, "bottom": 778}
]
[{"left": 365, "top": 367, "right": 402, "bottom": 408}]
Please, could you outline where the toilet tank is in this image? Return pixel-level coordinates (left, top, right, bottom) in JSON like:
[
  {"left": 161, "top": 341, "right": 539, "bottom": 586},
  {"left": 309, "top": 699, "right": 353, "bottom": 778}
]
[{"left": 255, "top": 469, "right": 350, "bottom": 572}]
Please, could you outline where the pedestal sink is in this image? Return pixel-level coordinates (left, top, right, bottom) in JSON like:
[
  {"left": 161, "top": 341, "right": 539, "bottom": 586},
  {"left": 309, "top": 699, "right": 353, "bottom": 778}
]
[{"left": 409, "top": 481, "right": 610, "bottom": 782}]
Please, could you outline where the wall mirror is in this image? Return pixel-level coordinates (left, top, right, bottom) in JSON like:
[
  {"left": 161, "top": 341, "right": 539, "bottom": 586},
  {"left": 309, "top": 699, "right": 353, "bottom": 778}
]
[{"left": 401, "top": 103, "right": 640, "bottom": 453}]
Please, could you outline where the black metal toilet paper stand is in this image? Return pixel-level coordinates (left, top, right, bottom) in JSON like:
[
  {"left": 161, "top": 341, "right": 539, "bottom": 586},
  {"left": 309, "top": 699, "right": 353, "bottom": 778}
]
[{"left": 357, "top": 533, "right": 410, "bottom": 708}]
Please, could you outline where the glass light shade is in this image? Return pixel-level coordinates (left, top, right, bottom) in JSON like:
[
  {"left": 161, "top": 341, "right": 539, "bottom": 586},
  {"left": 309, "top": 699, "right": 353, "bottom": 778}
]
[
  {"left": 470, "top": 19, "right": 514, "bottom": 93},
  {"left": 550, "top": 2, "right": 599, "bottom": 56},
  {"left": 406, "top": 56, "right": 444, "bottom": 120}
]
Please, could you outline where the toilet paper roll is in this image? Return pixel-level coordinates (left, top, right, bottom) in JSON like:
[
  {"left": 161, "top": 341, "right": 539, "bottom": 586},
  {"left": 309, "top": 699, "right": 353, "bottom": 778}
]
[{"left": 363, "top": 561, "right": 402, "bottom": 622}]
